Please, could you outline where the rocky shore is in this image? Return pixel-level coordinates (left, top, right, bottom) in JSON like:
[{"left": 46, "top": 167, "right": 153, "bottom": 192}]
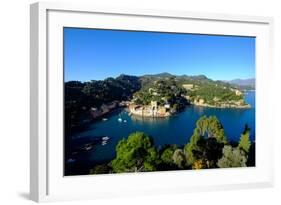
[{"left": 191, "top": 101, "right": 251, "bottom": 109}]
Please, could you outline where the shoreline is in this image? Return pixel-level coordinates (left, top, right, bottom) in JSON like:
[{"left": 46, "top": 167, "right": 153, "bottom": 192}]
[
  {"left": 90, "top": 90, "right": 254, "bottom": 121},
  {"left": 190, "top": 102, "right": 251, "bottom": 109},
  {"left": 128, "top": 102, "right": 251, "bottom": 118},
  {"left": 128, "top": 105, "right": 171, "bottom": 118}
]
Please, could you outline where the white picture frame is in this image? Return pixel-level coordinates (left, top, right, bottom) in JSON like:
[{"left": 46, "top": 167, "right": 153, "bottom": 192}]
[{"left": 30, "top": 1, "right": 274, "bottom": 202}]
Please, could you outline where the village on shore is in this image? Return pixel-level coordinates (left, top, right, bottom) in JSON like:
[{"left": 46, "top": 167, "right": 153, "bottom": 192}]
[
  {"left": 90, "top": 83, "right": 250, "bottom": 120},
  {"left": 90, "top": 100, "right": 172, "bottom": 119}
]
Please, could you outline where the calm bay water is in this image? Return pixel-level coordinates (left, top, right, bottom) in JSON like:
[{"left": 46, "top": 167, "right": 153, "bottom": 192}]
[{"left": 66, "top": 91, "right": 255, "bottom": 174}]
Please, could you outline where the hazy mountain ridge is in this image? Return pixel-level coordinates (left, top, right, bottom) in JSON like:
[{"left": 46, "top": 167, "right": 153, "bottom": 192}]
[
  {"left": 225, "top": 78, "right": 255, "bottom": 90},
  {"left": 227, "top": 78, "right": 255, "bottom": 86},
  {"left": 141, "top": 72, "right": 208, "bottom": 80}
]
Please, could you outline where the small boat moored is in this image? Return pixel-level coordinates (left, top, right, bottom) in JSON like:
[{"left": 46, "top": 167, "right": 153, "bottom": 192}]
[
  {"left": 82, "top": 143, "right": 93, "bottom": 151},
  {"left": 102, "top": 136, "right": 110, "bottom": 141}
]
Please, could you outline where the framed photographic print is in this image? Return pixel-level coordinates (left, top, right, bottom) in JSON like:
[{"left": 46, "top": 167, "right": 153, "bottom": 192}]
[{"left": 30, "top": 2, "right": 274, "bottom": 202}]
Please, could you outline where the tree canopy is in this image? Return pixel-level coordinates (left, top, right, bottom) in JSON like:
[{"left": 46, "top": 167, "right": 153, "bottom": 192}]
[
  {"left": 172, "top": 149, "right": 186, "bottom": 169},
  {"left": 217, "top": 145, "right": 247, "bottom": 168},
  {"left": 238, "top": 124, "right": 251, "bottom": 153},
  {"left": 111, "top": 132, "right": 159, "bottom": 173},
  {"left": 184, "top": 115, "right": 227, "bottom": 166},
  {"left": 160, "top": 145, "right": 177, "bottom": 166}
]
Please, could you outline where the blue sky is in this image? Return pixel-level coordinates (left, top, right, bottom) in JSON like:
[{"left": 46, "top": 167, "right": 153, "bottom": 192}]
[{"left": 64, "top": 28, "right": 255, "bottom": 82}]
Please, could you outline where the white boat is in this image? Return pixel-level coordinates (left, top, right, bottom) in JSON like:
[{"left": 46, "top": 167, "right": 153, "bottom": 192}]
[
  {"left": 84, "top": 144, "right": 93, "bottom": 151},
  {"left": 123, "top": 120, "right": 127, "bottom": 123},
  {"left": 102, "top": 118, "right": 108, "bottom": 121},
  {"left": 118, "top": 118, "right": 122, "bottom": 122},
  {"left": 102, "top": 141, "right": 107, "bottom": 146},
  {"left": 102, "top": 136, "right": 110, "bottom": 141},
  {"left": 79, "top": 143, "right": 94, "bottom": 151}
]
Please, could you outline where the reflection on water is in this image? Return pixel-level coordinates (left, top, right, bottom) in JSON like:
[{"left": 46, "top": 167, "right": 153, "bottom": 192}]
[
  {"left": 130, "top": 114, "right": 170, "bottom": 124},
  {"left": 194, "top": 105, "right": 205, "bottom": 115}
]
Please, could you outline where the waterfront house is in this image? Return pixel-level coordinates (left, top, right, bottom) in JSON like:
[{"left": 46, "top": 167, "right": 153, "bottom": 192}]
[
  {"left": 164, "top": 103, "right": 171, "bottom": 109},
  {"left": 199, "top": 99, "right": 205, "bottom": 105},
  {"left": 157, "top": 107, "right": 168, "bottom": 117},
  {"left": 235, "top": 90, "right": 242, "bottom": 96},
  {"left": 151, "top": 101, "right": 158, "bottom": 108}
]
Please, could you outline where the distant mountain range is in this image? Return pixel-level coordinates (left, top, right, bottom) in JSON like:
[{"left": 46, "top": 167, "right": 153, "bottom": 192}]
[
  {"left": 227, "top": 78, "right": 255, "bottom": 86},
  {"left": 135, "top": 72, "right": 255, "bottom": 90},
  {"left": 225, "top": 78, "right": 255, "bottom": 90},
  {"left": 141, "top": 73, "right": 255, "bottom": 87},
  {"left": 141, "top": 72, "right": 209, "bottom": 80}
]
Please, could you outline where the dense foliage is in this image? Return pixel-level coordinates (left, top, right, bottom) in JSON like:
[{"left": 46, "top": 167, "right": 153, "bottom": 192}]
[
  {"left": 238, "top": 124, "right": 251, "bottom": 153},
  {"left": 134, "top": 73, "right": 247, "bottom": 108},
  {"left": 184, "top": 116, "right": 226, "bottom": 166},
  {"left": 111, "top": 132, "right": 159, "bottom": 173},
  {"left": 142, "top": 73, "right": 245, "bottom": 103},
  {"left": 217, "top": 145, "right": 247, "bottom": 168},
  {"left": 133, "top": 77, "right": 188, "bottom": 111},
  {"left": 65, "top": 75, "right": 141, "bottom": 134},
  {"left": 187, "top": 83, "right": 244, "bottom": 105}
]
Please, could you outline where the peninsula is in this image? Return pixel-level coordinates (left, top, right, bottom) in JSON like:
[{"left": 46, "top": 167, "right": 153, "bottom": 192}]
[{"left": 128, "top": 73, "right": 251, "bottom": 117}]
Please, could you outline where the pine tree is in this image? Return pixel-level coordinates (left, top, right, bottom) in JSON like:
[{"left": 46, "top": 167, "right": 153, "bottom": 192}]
[
  {"left": 238, "top": 124, "right": 251, "bottom": 153},
  {"left": 184, "top": 115, "right": 227, "bottom": 166},
  {"left": 172, "top": 149, "right": 186, "bottom": 169},
  {"left": 111, "top": 132, "right": 159, "bottom": 173},
  {"left": 217, "top": 145, "right": 247, "bottom": 168}
]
